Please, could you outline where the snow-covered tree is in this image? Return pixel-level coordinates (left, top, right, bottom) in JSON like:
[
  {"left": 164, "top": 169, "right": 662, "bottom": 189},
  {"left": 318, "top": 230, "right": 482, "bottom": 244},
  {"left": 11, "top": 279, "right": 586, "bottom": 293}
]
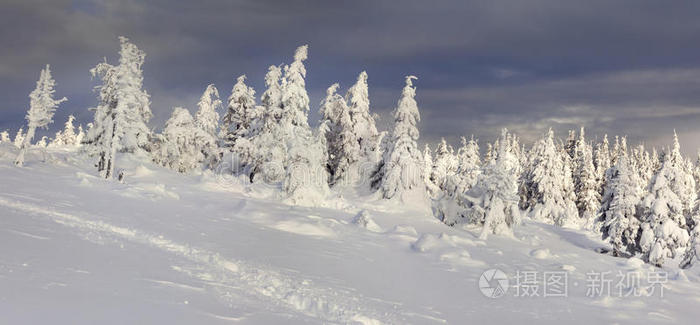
[
  {"left": 430, "top": 137, "right": 458, "bottom": 191},
  {"left": 573, "top": 127, "right": 600, "bottom": 228},
  {"left": 594, "top": 134, "right": 611, "bottom": 192},
  {"left": 444, "top": 136, "right": 481, "bottom": 198},
  {"left": 599, "top": 155, "right": 643, "bottom": 257},
  {"left": 0, "top": 130, "right": 9, "bottom": 143},
  {"left": 50, "top": 115, "right": 80, "bottom": 147},
  {"left": 638, "top": 160, "right": 691, "bottom": 266},
  {"left": 666, "top": 131, "right": 696, "bottom": 217},
  {"left": 423, "top": 143, "right": 441, "bottom": 196},
  {"left": 346, "top": 71, "right": 381, "bottom": 168},
  {"left": 152, "top": 107, "right": 216, "bottom": 173},
  {"left": 83, "top": 36, "right": 152, "bottom": 179},
  {"left": 220, "top": 76, "right": 257, "bottom": 149},
  {"left": 13, "top": 128, "right": 24, "bottom": 148},
  {"left": 439, "top": 130, "right": 520, "bottom": 239},
  {"left": 377, "top": 76, "right": 425, "bottom": 201},
  {"left": 36, "top": 136, "right": 48, "bottom": 148},
  {"left": 15, "top": 64, "right": 67, "bottom": 166},
  {"left": 522, "top": 129, "right": 578, "bottom": 227},
  {"left": 195, "top": 84, "right": 222, "bottom": 138},
  {"left": 319, "top": 83, "right": 360, "bottom": 186}
]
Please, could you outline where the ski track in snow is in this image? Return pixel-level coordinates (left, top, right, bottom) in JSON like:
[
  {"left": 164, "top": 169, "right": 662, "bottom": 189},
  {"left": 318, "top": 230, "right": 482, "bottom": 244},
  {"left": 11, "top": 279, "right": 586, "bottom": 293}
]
[{"left": 0, "top": 196, "right": 401, "bottom": 324}]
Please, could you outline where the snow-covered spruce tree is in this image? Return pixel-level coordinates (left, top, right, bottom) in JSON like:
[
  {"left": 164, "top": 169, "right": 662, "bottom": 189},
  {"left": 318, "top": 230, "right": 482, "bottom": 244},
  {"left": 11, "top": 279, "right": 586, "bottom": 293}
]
[
  {"left": 666, "top": 131, "right": 697, "bottom": 217},
  {"left": 439, "top": 129, "right": 521, "bottom": 238},
  {"left": 444, "top": 135, "right": 481, "bottom": 198},
  {"left": 193, "top": 84, "right": 222, "bottom": 168},
  {"left": 599, "top": 155, "right": 643, "bottom": 257},
  {"left": 36, "top": 136, "right": 48, "bottom": 148},
  {"left": 15, "top": 64, "right": 67, "bottom": 166},
  {"left": 195, "top": 84, "right": 222, "bottom": 139},
  {"left": 430, "top": 137, "right": 458, "bottom": 191},
  {"left": 50, "top": 115, "right": 79, "bottom": 147},
  {"left": 220, "top": 76, "right": 257, "bottom": 150},
  {"left": 83, "top": 37, "right": 152, "bottom": 179},
  {"left": 594, "top": 134, "right": 611, "bottom": 192},
  {"left": 319, "top": 83, "right": 360, "bottom": 186},
  {"left": 346, "top": 71, "right": 381, "bottom": 172},
  {"left": 573, "top": 127, "right": 601, "bottom": 228},
  {"left": 0, "top": 130, "right": 10, "bottom": 143},
  {"left": 423, "top": 143, "right": 441, "bottom": 196},
  {"left": 13, "top": 128, "right": 24, "bottom": 148},
  {"left": 279, "top": 45, "right": 330, "bottom": 205},
  {"left": 638, "top": 160, "right": 691, "bottom": 266},
  {"left": 377, "top": 76, "right": 425, "bottom": 201},
  {"left": 152, "top": 107, "right": 215, "bottom": 173},
  {"left": 522, "top": 129, "right": 578, "bottom": 227},
  {"left": 242, "top": 65, "right": 286, "bottom": 183}
]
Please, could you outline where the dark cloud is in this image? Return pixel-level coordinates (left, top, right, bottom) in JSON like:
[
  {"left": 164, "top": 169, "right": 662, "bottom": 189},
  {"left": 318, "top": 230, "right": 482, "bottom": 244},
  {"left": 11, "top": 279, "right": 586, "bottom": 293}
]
[{"left": 2, "top": 0, "right": 700, "bottom": 154}]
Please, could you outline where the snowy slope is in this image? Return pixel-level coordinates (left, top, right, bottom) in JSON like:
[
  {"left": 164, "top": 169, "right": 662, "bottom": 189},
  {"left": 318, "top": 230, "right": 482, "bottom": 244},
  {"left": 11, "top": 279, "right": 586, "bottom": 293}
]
[{"left": 1, "top": 143, "right": 700, "bottom": 324}]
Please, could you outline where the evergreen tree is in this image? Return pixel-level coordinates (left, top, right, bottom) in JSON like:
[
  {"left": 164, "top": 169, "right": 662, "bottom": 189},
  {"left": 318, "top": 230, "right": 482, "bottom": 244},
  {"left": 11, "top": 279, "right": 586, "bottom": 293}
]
[
  {"left": 195, "top": 84, "right": 222, "bottom": 138},
  {"left": 83, "top": 36, "right": 152, "bottom": 179},
  {"left": 152, "top": 107, "right": 216, "bottom": 173},
  {"left": 377, "top": 76, "right": 425, "bottom": 201},
  {"left": 638, "top": 160, "right": 691, "bottom": 266},
  {"left": 599, "top": 155, "right": 643, "bottom": 257},
  {"left": 445, "top": 135, "right": 481, "bottom": 198},
  {"left": 423, "top": 143, "right": 441, "bottom": 196},
  {"left": 15, "top": 64, "right": 67, "bottom": 166},
  {"left": 13, "top": 127, "right": 24, "bottom": 148},
  {"left": 50, "top": 115, "right": 79, "bottom": 147},
  {"left": 573, "top": 127, "right": 600, "bottom": 228},
  {"left": 0, "top": 130, "right": 9, "bottom": 143},
  {"left": 523, "top": 129, "right": 578, "bottom": 227},
  {"left": 346, "top": 71, "right": 381, "bottom": 169},
  {"left": 430, "top": 137, "right": 457, "bottom": 191},
  {"left": 221, "top": 76, "right": 257, "bottom": 149},
  {"left": 319, "top": 83, "right": 360, "bottom": 186}
]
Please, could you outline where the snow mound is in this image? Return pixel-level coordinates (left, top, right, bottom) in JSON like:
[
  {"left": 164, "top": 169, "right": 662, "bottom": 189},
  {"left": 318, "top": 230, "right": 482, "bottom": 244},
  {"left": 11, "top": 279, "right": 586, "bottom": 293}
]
[
  {"left": 351, "top": 210, "right": 382, "bottom": 232},
  {"left": 120, "top": 183, "right": 180, "bottom": 200},
  {"left": 530, "top": 248, "right": 551, "bottom": 259}
]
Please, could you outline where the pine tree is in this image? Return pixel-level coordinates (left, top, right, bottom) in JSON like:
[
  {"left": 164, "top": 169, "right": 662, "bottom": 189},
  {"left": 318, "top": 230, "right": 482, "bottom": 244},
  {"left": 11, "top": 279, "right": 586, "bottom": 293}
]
[
  {"left": 445, "top": 135, "right": 481, "bottom": 198},
  {"left": 423, "top": 143, "right": 441, "bottom": 196},
  {"left": 13, "top": 128, "right": 24, "bottom": 148},
  {"left": 83, "top": 36, "right": 152, "bottom": 179},
  {"left": 638, "top": 160, "right": 691, "bottom": 266},
  {"left": 573, "top": 127, "right": 600, "bottom": 228},
  {"left": 594, "top": 134, "right": 611, "bottom": 194},
  {"left": 430, "top": 137, "right": 457, "bottom": 191},
  {"left": 377, "top": 76, "right": 425, "bottom": 201},
  {"left": 346, "top": 71, "right": 381, "bottom": 168},
  {"left": 50, "top": 115, "right": 79, "bottom": 147},
  {"left": 523, "top": 129, "right": 578, "bottom": 227},
  {"left": 15, "top": 64, "right": 67, "bottom": 166},
  {"left": 319, "top": 83, "right": 360, "bottom": 186},
  {"left": 0, "top": 130, "right": 9, "bottom": 143},
  {"left": 440, "top": 130, "right": 521, "bottom": 237},
  {"left": 152, "top": 107, "right": 216, "bottom": 173},
  {"left": 195, "top": 84, "right": 222, "bottom": 138},
  {"left": 221, "top": 76, "right": 257, "bottom": 149},
  {"left": 599, "top": 155, "right": 643, "bottom": 257}
]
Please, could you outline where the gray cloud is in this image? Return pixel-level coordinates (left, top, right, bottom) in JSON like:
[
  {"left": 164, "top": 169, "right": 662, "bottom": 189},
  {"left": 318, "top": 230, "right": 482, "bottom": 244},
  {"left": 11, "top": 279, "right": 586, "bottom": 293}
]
[{"left": 2, "top": 0, "right": 700, "bottom": 154}]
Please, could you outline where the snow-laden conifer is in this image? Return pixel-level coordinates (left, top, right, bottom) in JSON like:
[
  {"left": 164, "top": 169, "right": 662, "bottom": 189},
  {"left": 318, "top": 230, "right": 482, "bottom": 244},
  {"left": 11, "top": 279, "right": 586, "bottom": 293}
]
[
  {"left": 83, "top": 37, "right": 151, "bottom": 178},
  {"left": 599, "top": 155, "right": 643, "bottom": 257},
  {"left": 153, "top": 107, "right": 216, "bottom": 173},
  {"left": 15, "top": 64, "right": 67, "bottom": 166}
]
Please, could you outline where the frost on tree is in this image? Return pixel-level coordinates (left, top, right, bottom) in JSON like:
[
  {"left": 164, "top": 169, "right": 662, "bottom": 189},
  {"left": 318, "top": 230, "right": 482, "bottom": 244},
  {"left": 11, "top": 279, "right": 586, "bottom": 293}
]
[
  {"left": 13, "top": 128, "right": 24, "bottom": 148},
  {"left": 194, "top": 84, "right": 222, "bottom": 167},
  {"left": 444, "top": 135, "right": 481, "bottom": 198},
  {"left": 430, "top": 137, "right": 458, "bottom": 191},
  {"left": 0, "top": 130, "right": 10, "bottom": 143},
  {"left": 346, "top": 71, "right": 381, "bottom": 177},
  {"left": 319, "top": 83, "right": 360, "bottom": 186},
  {"left": 376, "top": 76, "right": 426, "bottom": 202},
  {"left": 423, "top": 144, "right": 441, "bottom": 196},
  {"left": 83, "top": 37, "right": 152, "bottom": 179},
  {"left": 15, "top": 64, "right": 67, "bottom": 166},
  {"left": 50, "top": 115, "right": 80, "bottom": 147},
  {"left": 438, "top": 130, "right": 521, "bottom": 240},
  {"left": 521, "top": 129, "right": 578, "bottom": 227},
  {"left": 221, "top": 76, "right": 257, "bottom": 150},
  {"left": 599, "top": 155, "right": 643, "bottom": 257},
  {"left": 152, "top": 107, "right": 216, "bottom": 173},
  {"left": 195, "top": 84, "right": 222, "bottom": 139},
  {"left": 638, "top": 160, "right": 691, "bottom": 266},
  {"left": 573, "top": 127, "right": 601, "bottom": 229}
]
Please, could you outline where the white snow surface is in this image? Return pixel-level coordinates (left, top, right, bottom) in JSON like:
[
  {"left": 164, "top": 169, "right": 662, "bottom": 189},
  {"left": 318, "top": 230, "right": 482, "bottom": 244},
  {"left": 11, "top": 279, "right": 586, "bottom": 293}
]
[{"left": 2, "top": 143, "right": 700, "bottom": 324}]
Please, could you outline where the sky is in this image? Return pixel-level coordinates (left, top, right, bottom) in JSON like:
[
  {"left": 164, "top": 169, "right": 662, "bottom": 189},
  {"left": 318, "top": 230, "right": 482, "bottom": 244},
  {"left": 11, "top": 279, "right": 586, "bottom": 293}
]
[{"left": 3, "top": 0, "right": 700, "bottom": 155}]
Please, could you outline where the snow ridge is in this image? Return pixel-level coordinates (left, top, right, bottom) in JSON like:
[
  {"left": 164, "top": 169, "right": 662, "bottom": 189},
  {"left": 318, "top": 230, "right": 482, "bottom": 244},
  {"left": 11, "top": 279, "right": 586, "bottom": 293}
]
[{"left": 0, "top": 196, "right": 393, "bottom": 324}]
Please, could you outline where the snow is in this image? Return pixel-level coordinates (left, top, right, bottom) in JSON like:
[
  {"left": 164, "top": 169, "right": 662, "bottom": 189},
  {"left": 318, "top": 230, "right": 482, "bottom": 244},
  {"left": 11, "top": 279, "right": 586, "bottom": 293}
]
[{"left": 2, "top": 144, "right": 700, "bottom": 324}]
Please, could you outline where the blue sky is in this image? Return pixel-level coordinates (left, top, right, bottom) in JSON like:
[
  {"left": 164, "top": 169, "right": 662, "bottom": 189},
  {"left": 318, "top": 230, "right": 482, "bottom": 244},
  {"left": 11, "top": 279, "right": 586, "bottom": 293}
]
[{"left": 3, "top": 0, "right": 700, "bottom": 154}]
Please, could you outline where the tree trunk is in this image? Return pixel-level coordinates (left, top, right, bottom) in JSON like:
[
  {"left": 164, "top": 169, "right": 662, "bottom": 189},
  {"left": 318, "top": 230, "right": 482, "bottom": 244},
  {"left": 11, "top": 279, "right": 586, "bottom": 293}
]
[{"left": 14, "top": 126, "right": 36, "bottom": 167}]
